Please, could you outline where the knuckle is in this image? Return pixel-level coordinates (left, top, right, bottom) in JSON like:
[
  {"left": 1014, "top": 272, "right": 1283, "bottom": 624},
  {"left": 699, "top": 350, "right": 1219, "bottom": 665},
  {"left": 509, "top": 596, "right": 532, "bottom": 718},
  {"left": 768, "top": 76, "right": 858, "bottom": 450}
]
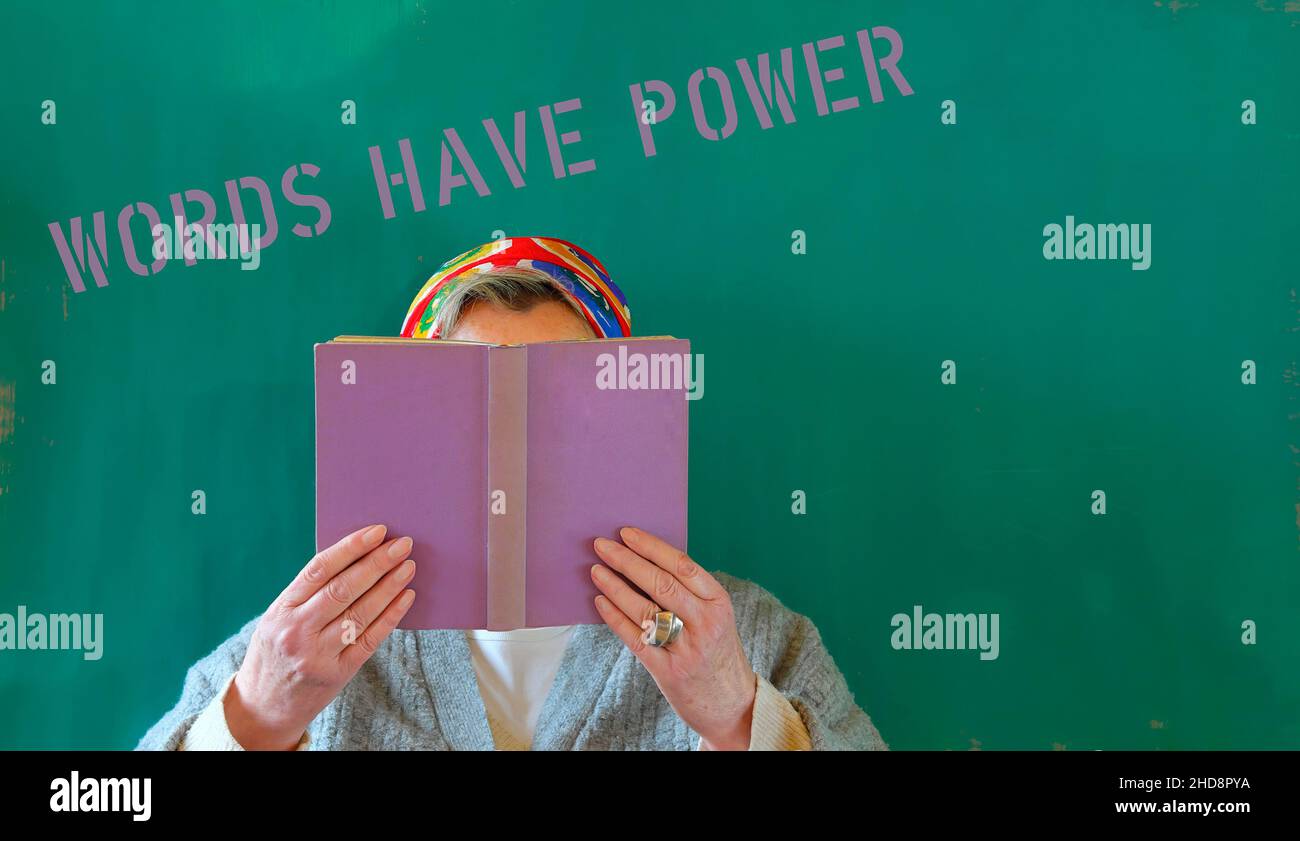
[
  {"left": 256, "top": 611, "right": 279, "bottom": 638},
  {"left": 654, "top": 569, "right": 677, "bottom": 599},
  {"left": 357, "top": 629, "right": 382, "bottom": 656},
  {"left": 303, "top": 557, "right": 327, "bottom": 585},
  {"left": 325, "top": 575, "right": 352, "bottom": 605},
  {"left": 274, "top": 626, "right": 303, "bottom": 657},
  {"left": 341, "top": 608, "right": 364, "bottom": 638},
  {"left": 705, "top": 587, "right": 733, "bottom": 615},
  {"left": 371, "top": 550, "right": 395, "bottom": 579},
  {"left": 675, "top": 551, "right": 698, "bottom": 578}
]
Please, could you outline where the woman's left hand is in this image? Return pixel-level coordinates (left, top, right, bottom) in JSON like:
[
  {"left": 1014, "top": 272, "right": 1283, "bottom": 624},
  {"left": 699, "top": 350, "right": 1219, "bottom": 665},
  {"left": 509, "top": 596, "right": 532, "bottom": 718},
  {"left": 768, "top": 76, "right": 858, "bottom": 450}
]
[{"left": 591, "top": 527, "right": 757, "bottom": 750}]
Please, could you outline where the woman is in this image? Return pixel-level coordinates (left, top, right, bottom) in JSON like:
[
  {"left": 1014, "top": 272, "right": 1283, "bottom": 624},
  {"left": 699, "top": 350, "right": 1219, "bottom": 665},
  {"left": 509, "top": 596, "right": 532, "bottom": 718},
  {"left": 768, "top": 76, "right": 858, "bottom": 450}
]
[{"left": 139, "top": 236, "right": 887, "bottom": 751}]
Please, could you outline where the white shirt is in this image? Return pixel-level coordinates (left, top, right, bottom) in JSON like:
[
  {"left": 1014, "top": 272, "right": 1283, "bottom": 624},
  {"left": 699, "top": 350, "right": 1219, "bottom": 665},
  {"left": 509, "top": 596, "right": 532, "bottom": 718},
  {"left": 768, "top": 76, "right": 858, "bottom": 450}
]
[{"left": 464, "top": 624, "right": 576, "bottom": 748}]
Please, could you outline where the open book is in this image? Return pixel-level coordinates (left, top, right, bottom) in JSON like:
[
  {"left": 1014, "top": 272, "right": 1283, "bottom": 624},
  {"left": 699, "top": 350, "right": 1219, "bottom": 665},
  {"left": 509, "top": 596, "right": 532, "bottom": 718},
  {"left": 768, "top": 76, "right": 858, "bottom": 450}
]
[{"left": 314, "top": 336, "right": 690, "bottom": 630}]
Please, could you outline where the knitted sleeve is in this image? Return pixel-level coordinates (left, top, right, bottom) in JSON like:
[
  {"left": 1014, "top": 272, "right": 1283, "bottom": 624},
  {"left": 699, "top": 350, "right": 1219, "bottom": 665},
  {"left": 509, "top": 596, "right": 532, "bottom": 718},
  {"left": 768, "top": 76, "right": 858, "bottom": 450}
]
[
  {"left": 135, "top": 616, "right": 260, "bottom": 750},
  {"left": 720, "top": 572, "right": 889, "bottom": 751}
]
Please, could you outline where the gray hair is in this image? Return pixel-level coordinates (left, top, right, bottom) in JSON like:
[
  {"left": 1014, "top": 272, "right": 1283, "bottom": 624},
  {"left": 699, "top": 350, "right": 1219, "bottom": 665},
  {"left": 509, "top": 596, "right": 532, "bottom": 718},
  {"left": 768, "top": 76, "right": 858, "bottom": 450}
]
[{"left": 434, "top": 265, "right": 592, "bottom": 338}]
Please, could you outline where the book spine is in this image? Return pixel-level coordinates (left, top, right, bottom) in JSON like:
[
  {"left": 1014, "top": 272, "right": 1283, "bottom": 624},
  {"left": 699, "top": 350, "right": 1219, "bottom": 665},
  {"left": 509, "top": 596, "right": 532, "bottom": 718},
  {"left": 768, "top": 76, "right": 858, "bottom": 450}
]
[{"left": 486, "top": 346, "right": 528, "bottom": 631}]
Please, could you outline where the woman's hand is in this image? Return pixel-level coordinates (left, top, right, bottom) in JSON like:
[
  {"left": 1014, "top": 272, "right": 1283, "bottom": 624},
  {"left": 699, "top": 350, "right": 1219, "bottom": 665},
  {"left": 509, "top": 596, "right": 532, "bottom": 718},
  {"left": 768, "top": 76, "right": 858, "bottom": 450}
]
[
  {"left": 225, "top": 524, "right": 417, "bottom": 750},
  {"left": 591, "top": 527, "right": 757, "bottom": 750}
]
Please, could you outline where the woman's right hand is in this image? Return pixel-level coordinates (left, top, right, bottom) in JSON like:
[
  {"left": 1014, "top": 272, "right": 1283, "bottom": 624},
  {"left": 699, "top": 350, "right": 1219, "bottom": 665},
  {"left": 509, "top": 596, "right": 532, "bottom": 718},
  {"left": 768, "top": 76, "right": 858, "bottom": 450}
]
[{"left": 224, "top": 524, "right": 417, "bottom": 750}]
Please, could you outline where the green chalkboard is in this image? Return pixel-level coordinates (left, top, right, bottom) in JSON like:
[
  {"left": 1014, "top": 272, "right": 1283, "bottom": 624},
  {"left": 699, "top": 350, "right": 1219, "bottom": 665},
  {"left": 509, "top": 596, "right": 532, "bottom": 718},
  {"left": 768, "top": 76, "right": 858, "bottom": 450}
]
[{"left": 0, "top": 0, "right": 1297, "bottom": 749}]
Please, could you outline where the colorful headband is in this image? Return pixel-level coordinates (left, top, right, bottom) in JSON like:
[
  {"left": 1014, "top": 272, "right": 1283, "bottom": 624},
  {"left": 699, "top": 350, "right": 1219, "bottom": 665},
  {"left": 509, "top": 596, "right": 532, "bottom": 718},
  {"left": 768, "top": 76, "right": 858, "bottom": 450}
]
[{"left": 400, "top": 236, "right": 632, "bottom": 339}]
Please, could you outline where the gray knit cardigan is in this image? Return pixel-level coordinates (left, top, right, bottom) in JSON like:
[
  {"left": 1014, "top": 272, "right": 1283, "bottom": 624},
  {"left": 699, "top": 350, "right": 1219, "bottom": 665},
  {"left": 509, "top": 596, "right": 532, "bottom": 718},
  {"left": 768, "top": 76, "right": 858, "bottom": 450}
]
[{"left": 138, "top": 571, "right": 887, "bottom": 750}]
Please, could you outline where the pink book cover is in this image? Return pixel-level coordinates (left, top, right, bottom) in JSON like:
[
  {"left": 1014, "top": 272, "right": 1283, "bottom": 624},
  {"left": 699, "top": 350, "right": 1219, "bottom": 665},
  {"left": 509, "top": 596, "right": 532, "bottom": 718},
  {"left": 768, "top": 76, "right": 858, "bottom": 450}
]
[{"left": 314, "top": 337, "right": 690, "bottom": 630}]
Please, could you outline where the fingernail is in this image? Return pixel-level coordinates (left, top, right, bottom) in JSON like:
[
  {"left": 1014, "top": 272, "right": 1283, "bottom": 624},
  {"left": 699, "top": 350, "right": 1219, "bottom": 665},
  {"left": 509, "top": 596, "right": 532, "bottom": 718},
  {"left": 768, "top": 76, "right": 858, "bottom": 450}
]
[
  {"left": 397, "top": 559, "right": 415, "bottom": 581},
  {"left": 399, "top": 589, "right": 416, "bottom": 607},
  {"left": 621, "top": 526, "right": 639, "bottom": 538},
  {"left": 594, "top": 595, "right": 608, "bottom": 610},
  {"left": 590, "top": 564, "right": 606, "bottom": 581},
  {"left": 362, "top": 524, "right": 386, "bottom": 545},
  {"left": 594, "top": 537, "right": 614, "bottom": 552},
  {"left": 388, "top": 536, "right": 413, "bottom": 560}
]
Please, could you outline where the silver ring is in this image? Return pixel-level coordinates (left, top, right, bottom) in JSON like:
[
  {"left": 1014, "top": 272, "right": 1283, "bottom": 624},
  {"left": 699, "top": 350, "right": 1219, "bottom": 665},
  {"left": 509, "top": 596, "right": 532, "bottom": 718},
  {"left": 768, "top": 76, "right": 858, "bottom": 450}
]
[{"left": 642, "top": 610, "right": 684, "bottom": 648}]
